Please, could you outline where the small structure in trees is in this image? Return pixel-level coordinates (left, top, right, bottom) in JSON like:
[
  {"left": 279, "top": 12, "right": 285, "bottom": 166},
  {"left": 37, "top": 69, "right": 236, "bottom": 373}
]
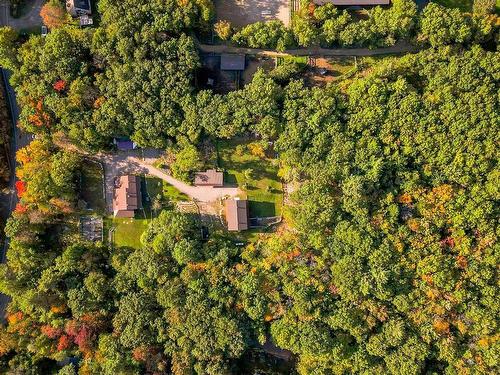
[
  {"left": 113, "top": 175, "right": 142, "bottom": 218},
  {"left": 194, "top": 169, "right": 224, "bottom": 187},
  {"left": 66, "top": 0, "right": 92, "bottom": 17},
  {"left": 114, "top": 138, "right": 137, "bottom": 151},
  {"left": 220, "top": 54, "right": 246, "bottom": 71},
  {"left": 225, "top": 198, "right": 249, "bottom": 231}
]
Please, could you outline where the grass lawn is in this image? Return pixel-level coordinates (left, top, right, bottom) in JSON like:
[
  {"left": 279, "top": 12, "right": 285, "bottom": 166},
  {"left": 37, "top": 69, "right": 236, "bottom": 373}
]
[
  {"left": 106, "top": 216, "right": 149, "bottom": 249},
  {"left": 217, "top": 139, "right": 283, "bottom": 218},
  {"left": 80, "top": 160, "right": 106, "bottom": 213},
  {"left": 145, "top": 176, "right": 190, "bottom": 203},
  {"left": 107, "top": 176, "right": 190, "bottom": 249}
]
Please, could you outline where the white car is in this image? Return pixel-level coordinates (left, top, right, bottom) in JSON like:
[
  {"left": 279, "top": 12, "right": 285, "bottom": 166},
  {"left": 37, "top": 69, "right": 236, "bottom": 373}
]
[{"left": 41, "top": 26, "right": 48, "bottom": 37}]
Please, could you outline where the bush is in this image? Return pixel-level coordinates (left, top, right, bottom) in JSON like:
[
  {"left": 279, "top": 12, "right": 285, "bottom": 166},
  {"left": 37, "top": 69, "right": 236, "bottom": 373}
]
[{"left": 232, "top": 21, "right": 296, "bottom": 51}]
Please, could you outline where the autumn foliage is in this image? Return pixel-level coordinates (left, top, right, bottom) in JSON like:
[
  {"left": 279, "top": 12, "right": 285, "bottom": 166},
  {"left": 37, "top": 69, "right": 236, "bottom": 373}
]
[
  {"left": 15, "top": 180, "right": 26, "bottom": 198},
  {"left": 40, "top": 1, "right": 67, "bottom": 29},
  {"left": 53, "top": 79, "right": 67, "bottom": 92}
]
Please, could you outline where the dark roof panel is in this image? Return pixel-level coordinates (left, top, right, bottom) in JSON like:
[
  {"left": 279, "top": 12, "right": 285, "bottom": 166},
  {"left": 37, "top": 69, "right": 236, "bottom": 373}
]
[{"left": 220, "top": 54, "right": 245, "bottom": 71}]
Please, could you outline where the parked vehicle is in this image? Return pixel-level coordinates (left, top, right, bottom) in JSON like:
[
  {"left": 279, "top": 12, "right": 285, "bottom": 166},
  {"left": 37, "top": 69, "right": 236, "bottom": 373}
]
[{"left": 41, "top": 26, "right": 48, "bottom": 37}]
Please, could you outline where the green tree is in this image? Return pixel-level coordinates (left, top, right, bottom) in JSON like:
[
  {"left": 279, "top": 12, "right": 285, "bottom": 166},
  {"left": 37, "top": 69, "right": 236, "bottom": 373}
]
[{"left": 0, "top": 26, "right": 18, "bottom": 71}]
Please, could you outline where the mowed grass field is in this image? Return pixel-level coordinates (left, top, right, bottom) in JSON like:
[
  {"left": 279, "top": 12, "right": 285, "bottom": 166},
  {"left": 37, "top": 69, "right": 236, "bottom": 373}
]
[
  {"left": 217, "top": 139, "right": 283, "bottom": 218},
  {"left": 434, "top": 0, "right": 500, "bottom": 13},
  {"left": 108, "top": 217, "right": 149, "bottom": 249},
  {"left": 434, "top": 0, "right": 473, "bottom": 11}
]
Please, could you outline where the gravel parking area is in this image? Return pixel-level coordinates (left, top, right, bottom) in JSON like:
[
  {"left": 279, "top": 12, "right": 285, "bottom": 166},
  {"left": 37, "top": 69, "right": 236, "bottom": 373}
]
[{"left": 215, "top": 0, "right": 290, "bottom": 28}]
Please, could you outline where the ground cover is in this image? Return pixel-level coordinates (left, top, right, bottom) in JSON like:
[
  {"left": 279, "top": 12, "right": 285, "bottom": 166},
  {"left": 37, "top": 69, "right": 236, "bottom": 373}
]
[
  {"left": 108, "top": 176, "right": 191, "bottom": 249},
  {"left": 434, "top": 0, "right": 473, "bottom": 12},
  {"left": 216, "top": 139, "right": 283, "bottom": 218}
]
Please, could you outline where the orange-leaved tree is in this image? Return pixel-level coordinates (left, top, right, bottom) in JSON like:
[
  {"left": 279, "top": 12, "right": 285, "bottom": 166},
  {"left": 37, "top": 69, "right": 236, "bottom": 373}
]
[{"left": 40, "top": 0, "right": 69, "bottom": 29}]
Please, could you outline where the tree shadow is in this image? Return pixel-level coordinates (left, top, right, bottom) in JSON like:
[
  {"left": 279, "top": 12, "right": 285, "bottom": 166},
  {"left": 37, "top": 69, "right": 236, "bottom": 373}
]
[{"left": 249, "top": 200, "right": 276, "bottom": 218}]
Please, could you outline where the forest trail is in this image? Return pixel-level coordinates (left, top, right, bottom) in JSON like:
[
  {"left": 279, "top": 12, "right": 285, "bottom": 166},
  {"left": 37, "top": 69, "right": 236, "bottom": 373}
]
[{"left": 196, "top": 40, "right": 418, "bottom": 57}]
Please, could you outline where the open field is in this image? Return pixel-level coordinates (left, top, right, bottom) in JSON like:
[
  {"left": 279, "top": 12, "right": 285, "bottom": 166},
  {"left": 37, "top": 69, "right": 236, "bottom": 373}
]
[
  {"left": 215, "top": 0, "right": 290, "bottom": 28},
  {"left": 107, "top": 216, "right": 149, "bottom": 249},
  {"left": 216, "top": 139, "right": 283, "bottom": 218}
]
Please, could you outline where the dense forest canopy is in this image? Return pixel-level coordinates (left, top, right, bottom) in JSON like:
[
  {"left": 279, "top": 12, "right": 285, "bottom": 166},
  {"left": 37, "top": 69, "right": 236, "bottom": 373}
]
[{"left": 0, "top": 0, "right": 498, "bottom": 374}]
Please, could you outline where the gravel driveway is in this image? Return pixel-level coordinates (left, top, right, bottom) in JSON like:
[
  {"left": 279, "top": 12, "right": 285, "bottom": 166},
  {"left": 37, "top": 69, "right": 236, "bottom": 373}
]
[
  {"left": 0, "top": 0, "right": 44, "bottom": 30},
  {"left": 98, "top": 149, "right": 240, "bottom": 213}
]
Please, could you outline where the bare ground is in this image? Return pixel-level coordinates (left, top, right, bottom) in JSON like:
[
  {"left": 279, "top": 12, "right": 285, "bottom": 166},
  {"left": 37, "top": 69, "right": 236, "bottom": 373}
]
[{"left": 215, "top": 0, "right": 290, "bottom": 28}]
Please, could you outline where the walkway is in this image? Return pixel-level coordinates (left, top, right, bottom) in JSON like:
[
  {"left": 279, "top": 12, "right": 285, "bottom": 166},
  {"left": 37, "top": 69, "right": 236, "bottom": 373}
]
[
  {"left": 197, "top": 40, "right": 418, "bottom": 57},
  {"left": 0, "top": 0, "right": 43, "bottom": 30},
  {"left": 97, "top": 150, "right": 240, "bottom": 213}
]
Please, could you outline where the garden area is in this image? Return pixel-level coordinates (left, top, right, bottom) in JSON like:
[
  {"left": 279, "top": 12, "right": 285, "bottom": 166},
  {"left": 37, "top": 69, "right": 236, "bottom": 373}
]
[
  {"left": 107, "top": 176, "right": 190, "bottom": 249},
  {"left": 216, "top": 139, "right": 283, "bottom": 218}
]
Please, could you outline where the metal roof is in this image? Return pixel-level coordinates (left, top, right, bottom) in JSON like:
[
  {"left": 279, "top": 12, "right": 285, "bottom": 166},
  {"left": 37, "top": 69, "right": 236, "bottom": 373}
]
[
  {"left": 225, "top": 199, "right": 249, "bottom": 231},
  {"left": 220, "top": 54, "right": 246, "bottom": 71},
  {"left": 194, "top": 169, "right": 224, "bottom": 187}
]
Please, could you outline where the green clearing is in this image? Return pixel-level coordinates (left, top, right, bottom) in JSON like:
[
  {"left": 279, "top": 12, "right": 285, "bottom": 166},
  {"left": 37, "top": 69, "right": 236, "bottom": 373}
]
[
  {"left": 216, "top": 139, "right": 283, "bottom": 218},
  {"left": 276, "top": 55, "right": 308, "bottom": 67},
  {"left": 145, "top": 176, "right": 189, "bottom": 203},
  {"left": 108, "top": 176, "right": 190, "bottom": 249},
  {"left": 107, "top": 216, "right": 149, "bottom": 249},
  {"left": 80, "top": 160, "right": 105, "bottom": 213}
]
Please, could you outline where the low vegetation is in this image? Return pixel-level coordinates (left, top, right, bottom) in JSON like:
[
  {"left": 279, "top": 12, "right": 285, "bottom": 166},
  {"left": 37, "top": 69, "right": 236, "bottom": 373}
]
[{"left": 217, "top": 139, "right": 283, "bottom": 217}]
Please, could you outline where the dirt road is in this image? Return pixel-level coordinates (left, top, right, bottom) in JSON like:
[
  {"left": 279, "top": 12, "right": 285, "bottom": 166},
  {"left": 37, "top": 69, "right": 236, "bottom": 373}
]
[{"left": 197, "top": 40, "right": 418, "bottom": 57}]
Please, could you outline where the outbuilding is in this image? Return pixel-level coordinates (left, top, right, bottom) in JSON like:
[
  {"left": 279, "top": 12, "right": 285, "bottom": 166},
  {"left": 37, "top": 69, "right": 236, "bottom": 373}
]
[
  {"left": 225, "top": 199, "right": 249, "bottom": 231},
  {"left": 66, "top": 0, "right": 92, "bottom": 17}
]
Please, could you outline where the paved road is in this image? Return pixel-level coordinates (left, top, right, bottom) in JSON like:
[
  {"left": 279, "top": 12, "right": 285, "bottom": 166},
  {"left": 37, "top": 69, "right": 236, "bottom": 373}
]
[
  {"left": 197, "top": 40, "right": 418, "bottom": 57},
  {"left": 0, "top": 0, "right": 43, "bottom": 30}
]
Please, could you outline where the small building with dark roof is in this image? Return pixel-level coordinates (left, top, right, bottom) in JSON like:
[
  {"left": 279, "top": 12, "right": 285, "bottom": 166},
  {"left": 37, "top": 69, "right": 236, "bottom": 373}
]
[
  {"left": 194, "top": 169, "right": 224, "bottom": 187},
  {"left": 114, "top": 138, "right": 137, "bottom": 151},
  {"left": 66, "top": 0, "right": 92, "bottom": 17},
  {"left": 220, "top": 54, "right": 246, "bottom": 71},
  {"left": 225, "top": 199, "right": 249, "bottom": 231},
  {"left": 113, "top": 175, "right": 142, "bottom": 218}
]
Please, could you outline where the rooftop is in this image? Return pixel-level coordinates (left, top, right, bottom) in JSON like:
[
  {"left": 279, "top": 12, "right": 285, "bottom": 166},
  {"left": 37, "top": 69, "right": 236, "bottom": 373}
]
[
  {"left": 194, "top": 169, "right": 224, "bottom": 187},
  {"left": 220, "top": 54, "right": 246, "bottom": 71},
  {"left": 113, "top": 175, "right": 142, "bottom": 217},
  {"left": 225, "top": 199, "right": 249, "bottom": 231}
]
